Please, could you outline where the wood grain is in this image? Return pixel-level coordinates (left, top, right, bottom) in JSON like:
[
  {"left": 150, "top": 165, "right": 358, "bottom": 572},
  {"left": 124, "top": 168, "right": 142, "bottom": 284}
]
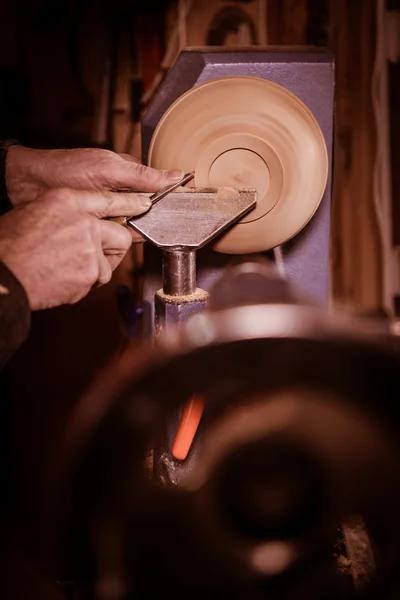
[
  {"left": 268, "top": 0, "right": 382, "bottom": 309},
  {"left": 328, "top": 0, "right": 383, "bottom": 309}
]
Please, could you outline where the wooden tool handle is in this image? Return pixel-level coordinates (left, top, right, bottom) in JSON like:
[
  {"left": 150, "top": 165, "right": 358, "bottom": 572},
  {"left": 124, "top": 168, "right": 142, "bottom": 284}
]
[{"left": 108, "top": 216, "right": 128, "bottom": 226}]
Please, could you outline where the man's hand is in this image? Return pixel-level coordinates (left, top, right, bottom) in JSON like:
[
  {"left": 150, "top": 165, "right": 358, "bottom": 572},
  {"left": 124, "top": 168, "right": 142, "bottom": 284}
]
[
  {"left": 5, "top": 145, "right": 183, "bottom": 205},
  {"left": 0, "top": 188, "right": 151, "bottom": 310}
]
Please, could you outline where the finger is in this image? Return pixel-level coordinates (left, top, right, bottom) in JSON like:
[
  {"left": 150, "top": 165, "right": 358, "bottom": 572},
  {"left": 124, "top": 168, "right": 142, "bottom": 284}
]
[
  {"left": 103, "top": 160, "right": 184, "bottom": 193},
  {"left": 97, "top": 254, "right": 113, "bottom": 286},
  {"left": 99, "top": 219, "right": 132, "bottom": 255},
  {"left": 75, "top": 190, "right": 152, "bottom": 218}
]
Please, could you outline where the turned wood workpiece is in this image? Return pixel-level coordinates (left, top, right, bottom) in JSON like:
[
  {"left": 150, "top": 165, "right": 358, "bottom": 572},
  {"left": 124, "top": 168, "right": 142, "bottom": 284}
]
[{"left": 148, "top": 76, "right": 329, "bottom": 255}]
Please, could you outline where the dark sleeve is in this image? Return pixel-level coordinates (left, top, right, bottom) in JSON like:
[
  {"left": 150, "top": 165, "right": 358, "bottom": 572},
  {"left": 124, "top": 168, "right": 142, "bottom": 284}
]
[
  {"left": 0, "top": 140, "right": 20, "bottom": 217},
  {"left": 0, "top": 261, "right": 30, "bottom": 370},
  {"left": 0, "top": 140, "right": 29, "bottom": 367}
]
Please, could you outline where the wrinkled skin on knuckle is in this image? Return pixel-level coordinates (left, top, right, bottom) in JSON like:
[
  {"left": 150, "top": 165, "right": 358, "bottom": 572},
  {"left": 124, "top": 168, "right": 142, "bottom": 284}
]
[
  {"left": 134, "top": 162, "right": 157, "bottom": 182},
  {"left": 101, "top": 190, "right": 119, "bottom": 212},
  {"left": 87, "top": 151, "right": 124, "bottom": 187},
  {"left": 94, "top": 155, "right": 116, "bottom": 177},
  {"left": 101, "top": 190, "right": 138, "bottom": 217},
  {"left": 44, "top": 148, "right": 115, "bottom": 190}
]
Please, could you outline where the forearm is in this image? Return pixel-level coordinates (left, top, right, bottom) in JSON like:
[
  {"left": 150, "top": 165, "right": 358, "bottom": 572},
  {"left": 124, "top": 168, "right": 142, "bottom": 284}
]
[{"left": 0, "top": 261, "right": 30, "bottom": 370}]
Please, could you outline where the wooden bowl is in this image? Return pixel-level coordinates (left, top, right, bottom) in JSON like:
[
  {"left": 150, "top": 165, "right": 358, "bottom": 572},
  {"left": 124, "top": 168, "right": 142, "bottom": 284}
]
[{"left": 148, "top": 76, "right": 328, "bottom": 254}]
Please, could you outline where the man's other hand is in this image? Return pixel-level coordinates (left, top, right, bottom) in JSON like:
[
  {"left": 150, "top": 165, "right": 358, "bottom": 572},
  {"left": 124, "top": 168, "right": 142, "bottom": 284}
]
[
  {"left": 0, "top": 188, "right": 152, "bottom": 310},
  {"left": 5, "top": 146, "right": 183, "bottom": 205}
]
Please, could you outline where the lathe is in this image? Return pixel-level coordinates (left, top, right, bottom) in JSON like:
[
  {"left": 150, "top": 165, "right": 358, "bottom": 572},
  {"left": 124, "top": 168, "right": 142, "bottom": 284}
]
[
  {"left": 139, "top": 46, "right": 333, "bottom": 479},
  {"left": 32, "top": 47, "right": 400, "bottom": 599}
]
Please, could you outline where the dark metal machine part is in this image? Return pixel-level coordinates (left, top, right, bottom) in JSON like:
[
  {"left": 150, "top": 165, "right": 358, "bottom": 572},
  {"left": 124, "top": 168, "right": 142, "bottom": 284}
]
[
  {"left": 43, "top": 262, "right": 400, "bottom": 600},
  {"left": 128, "top": 186, "right": 256, "bottom": 341},
  {"left": 130, "top": 187, "right": 257, "bottom": 252},
  {"left": 131, "top": 186, "right": 256, "bottom": 482},
  {"left": 140, "top": 46, "right": 334, "bottom": 491}
]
